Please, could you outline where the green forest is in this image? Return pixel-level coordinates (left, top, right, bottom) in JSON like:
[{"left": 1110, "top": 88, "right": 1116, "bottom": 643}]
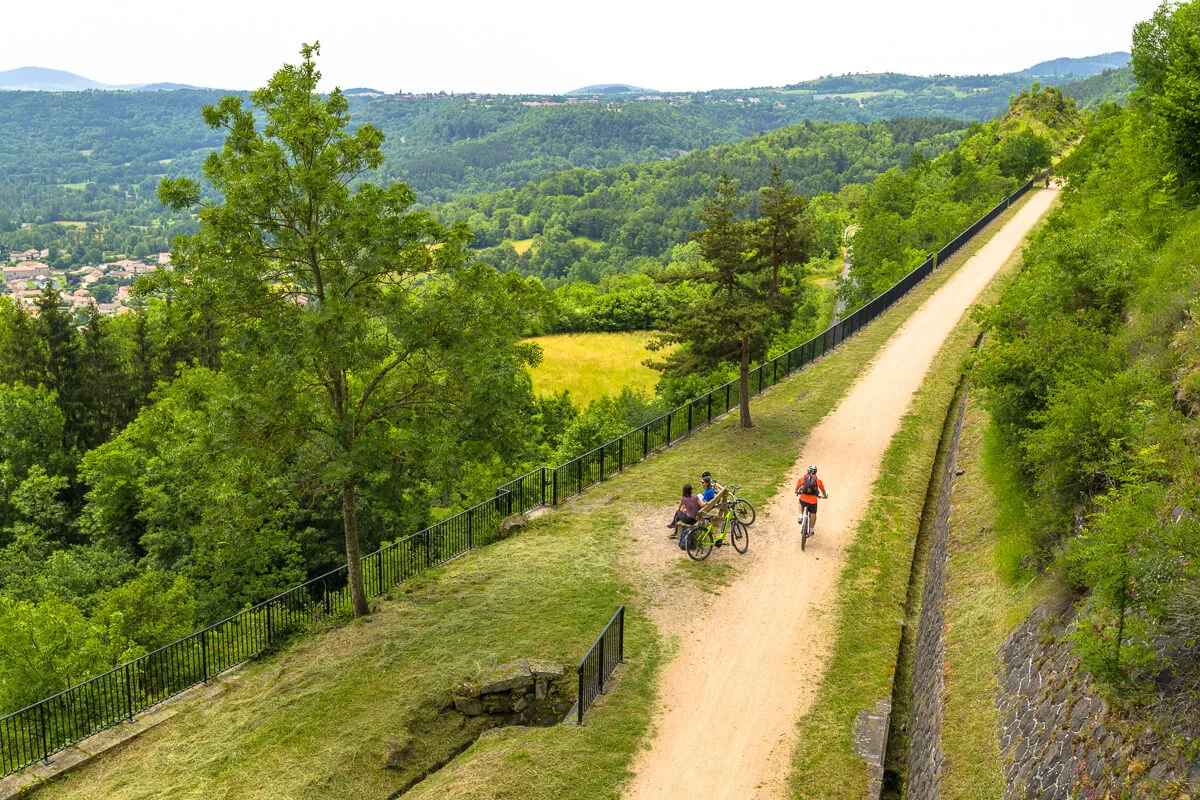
[
  {"left": 973, "top": 0, "right": 1200, "bottom": 706},
  {"left": 0, "top": 63, "right": 1129, "bottom": 268}
]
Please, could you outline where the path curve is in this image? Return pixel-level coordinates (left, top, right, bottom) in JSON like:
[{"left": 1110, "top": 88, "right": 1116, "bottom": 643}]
[{"left": 624, "top": 188, "right": 1059, "bottom": 800}]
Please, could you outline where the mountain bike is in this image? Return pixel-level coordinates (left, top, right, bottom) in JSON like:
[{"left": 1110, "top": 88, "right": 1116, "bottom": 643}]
[
  {"left": 686, "top": 501, "right": 749, "bottom": 561},
  {"left": 723, "top": 484, "right": 756, "bottom": 526},
  {"left": 799, "top": 505, "right": 814, "bottom": 551}
]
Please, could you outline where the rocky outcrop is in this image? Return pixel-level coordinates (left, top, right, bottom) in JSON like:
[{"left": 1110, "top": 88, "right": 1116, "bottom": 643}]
[
  {"left": 997, "top": 608, "right": 1200, "bottom": 799},
  {"left": 450, "top": 659, "right": 572, "bottom": 727}
]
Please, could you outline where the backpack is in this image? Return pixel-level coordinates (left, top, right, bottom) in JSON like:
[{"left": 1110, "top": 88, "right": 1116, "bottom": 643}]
[{"left": 801, "top": 474, "right": 818, "bottom": 496}]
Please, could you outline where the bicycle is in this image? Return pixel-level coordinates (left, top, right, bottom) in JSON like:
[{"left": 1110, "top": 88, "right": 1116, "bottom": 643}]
[
  {"left": 685, "top": 500, "right": 749, "bottom": 561},
  {"left": 722, "top": 484, "right": 756, "bottom": 526},
  {"left": 799, "top": 505, "right": 814, "bottom": 551}
]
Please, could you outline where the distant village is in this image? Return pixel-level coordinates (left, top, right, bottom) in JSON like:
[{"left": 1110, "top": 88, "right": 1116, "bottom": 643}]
[{"left": 2, "top": 247, "right": 171, "bottom": 316}]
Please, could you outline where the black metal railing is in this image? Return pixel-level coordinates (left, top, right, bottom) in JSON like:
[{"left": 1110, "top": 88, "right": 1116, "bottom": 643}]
[
  {"left": 0, "top": 178, "right": 1034, "bottom": 778},
  {"left": 577, "top": 606, "right": 626, "bottom": 724}
]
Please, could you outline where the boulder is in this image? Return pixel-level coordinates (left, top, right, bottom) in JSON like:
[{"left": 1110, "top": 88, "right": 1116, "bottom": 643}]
[
  {"left": 453, "top": 696, "right": 485, "bottom": 716},
  {"left": 526, "top": 660, "right": 564, "bottom": 681},
  {"left": 478, "top": 661, "right": 533, "bottom": 694},
  {"left": 498, "top": 514, "right": 527, "bottom": 538}
]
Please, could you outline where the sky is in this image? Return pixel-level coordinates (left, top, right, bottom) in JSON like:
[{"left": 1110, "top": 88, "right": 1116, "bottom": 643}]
[{"left": 1, "top": 0, "right": 1164, "bottom": 93}]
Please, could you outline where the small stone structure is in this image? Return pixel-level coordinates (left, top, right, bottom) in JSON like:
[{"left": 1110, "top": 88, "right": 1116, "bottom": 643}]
[{"left": 451, "top": 659, "right": 572, "bottom": 727}]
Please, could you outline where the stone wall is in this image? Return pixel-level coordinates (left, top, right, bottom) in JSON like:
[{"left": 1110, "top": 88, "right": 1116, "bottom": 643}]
[
  {"left": 450, "top": 659, "right": 573, "bottom": 727},
  {"left": 997, "top": 608, "right": 1200, "bottom": 799},
  {"left": 902, "top": 393, "right": 968, "bottom": 800}
]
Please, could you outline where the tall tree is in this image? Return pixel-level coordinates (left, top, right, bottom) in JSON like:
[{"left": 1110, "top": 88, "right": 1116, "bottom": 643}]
[
  {"left": 755, "top": 163, "right": 815, "bottom": 299},
  {"left": 159, "top": 44, "right": 483, "bottom": 617},
  {"left": 651, "top": 171, "right": 772, "bottom": 428}
]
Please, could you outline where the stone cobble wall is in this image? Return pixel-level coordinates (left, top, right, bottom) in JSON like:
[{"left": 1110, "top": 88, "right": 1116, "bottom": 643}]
[
  {"left": 903, "top": 394, "right": 968, "bottom": 800},
  {"left": 998, "top": 608, "right": 1200, "bottom": 799}
]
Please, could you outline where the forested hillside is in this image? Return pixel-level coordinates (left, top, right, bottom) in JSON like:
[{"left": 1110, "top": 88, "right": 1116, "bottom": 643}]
[
  {"left": 975, "top": 0, "right": 1200, "bottom": 720},
  {"left": 845, "top": 83, "right": 1082, "bottom": 305},
  {"left": 0, "top": 57, "right": 1125, "bottom": 265},
  {"left": 437, "top": 117, "right": 964, "bottom": 280}
]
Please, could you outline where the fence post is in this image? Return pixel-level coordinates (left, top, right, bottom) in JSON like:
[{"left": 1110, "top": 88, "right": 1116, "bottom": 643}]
[
  {"left": 642, "top": 426, "right": 648, "bottom": 458},
  {"left": 38, "top": 703, "right": 50, "bottom": 765},
  {"left": 541, "top": 467, "right": 546, "bottom": 506},
  {"left": 201, "top": 629, "right": 209, "bottom": 685},
  {"left": 618, "top": 438, "right": 623, "bottom": 471},
  {"left": 266, "top": 602, "right": 274, "bottom": 645},
  {"left": 125, "top": 663, "right": 135, "bottom": 722},
  {"left": 666, "top": 413, "right": 671, "bottom": 443},
  {"left": 599, "top": 446, "right": 605, "bottom": 481},
  {"left": 707, "top": 393, "right": 712, "bottom": 423},
  {"left": 619, "top": 606, "right": 626, "bottom": 663},
  {"left": 468, "top": 509, "right": 474, "bottom": 549},
  {"left": 577, "top": 667, "right": 585, "bottom": 726},
  {"left": 597, "top": 635, "right": 606, "bottom": 696},
  {"left": 687, "top": 403, "right": 692, "bottom": 433}
]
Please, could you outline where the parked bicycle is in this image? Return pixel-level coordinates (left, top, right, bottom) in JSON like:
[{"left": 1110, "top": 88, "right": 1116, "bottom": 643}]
[
  {"left": 722, "top": 484, "right": 756, "bottom": 526},
  {"left": 685, "top": 500, "right": 749, "bottom": 561}
]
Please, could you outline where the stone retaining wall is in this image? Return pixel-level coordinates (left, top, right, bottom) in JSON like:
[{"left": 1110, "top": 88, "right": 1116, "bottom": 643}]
[
  {"left": 902, "top": 392, "right": 968, "bottom": 799},
  {"left": 997, "top": 609, "right": 1200, "bottom": 799}
]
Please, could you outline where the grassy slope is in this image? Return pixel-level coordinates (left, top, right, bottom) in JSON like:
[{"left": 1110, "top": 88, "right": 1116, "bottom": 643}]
[
  {"left": 37, "top": 199, "right": 1030, "bottom": 800},
  {"left": 938, "top": 404, "right": 1061, "bottom": 799},
  {"left": 527, "top": 331, "right": 664, "bottom": 406},
  {"left": 788, "top": 190, "right": 1045, "bottom": 798}
]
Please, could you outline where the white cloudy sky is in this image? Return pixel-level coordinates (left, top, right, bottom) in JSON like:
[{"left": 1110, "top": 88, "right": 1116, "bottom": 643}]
[{"left": 2, "top": 0, "right": 1163, "bottom": 92}]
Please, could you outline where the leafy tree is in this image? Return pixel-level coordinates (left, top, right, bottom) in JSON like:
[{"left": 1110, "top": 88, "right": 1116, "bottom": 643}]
[
  {"left": 996, "top": 128, "right": 1053, "bottom": 179},
  {"left": 1133, "top": 0, "right": 1200, "bottom": 194},
  {"left": 158, "top": 44, "right": 531, "bottom": 617},
  {"left": 755, "top": 164, "right": 815, "bottom": 298},
  {"left": 651, "top": 172, "right": 773, "bottom": 428}
]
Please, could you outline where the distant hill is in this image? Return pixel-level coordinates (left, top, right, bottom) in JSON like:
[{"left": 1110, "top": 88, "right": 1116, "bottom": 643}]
[
  {"left": 568, "top": 84, "right": 654, "bottom": 95},
  {"left": 1020, "top": 51, "right": 1130, "bottom": 78},
  {"left": 1061, "top": 66, "right": 1136, "bottom": 108},
  {"left": 137, "top": 82, "right": 207, "bottom": 92},
  {"left": 344, "top": 87, "right": 386, "bottom": 96},
  {"left": 0, "top": 66, "right": 105, "bottom": 91}
]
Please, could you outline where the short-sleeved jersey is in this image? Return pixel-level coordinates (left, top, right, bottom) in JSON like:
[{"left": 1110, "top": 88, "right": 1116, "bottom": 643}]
[{"left": 796, "top": 475, "right": 825, "bottom": 503}]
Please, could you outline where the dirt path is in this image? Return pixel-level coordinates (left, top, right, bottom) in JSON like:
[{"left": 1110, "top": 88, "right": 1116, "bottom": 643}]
[{"left": 623, "top": 188, "right": 1059, "bottom": 800}]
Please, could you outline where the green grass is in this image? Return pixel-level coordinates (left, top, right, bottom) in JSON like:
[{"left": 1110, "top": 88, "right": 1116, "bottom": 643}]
[
  {"left": 937, "top": 401, "right": 1061, "bottom": 800},
  {"left": 527, "top": 331, "right": 665, "bottom": 406},
  {"left": 509, "top": 238, "right": 534, "bottom": 255},
  {"left": 34, "top": 198, "right": 1038, "bottom": 800},
  {"left": 57, "top": 182, "right": 89, "bottom": 191},
  {"left": 787, "top": 191, "right": 1045, "bottom": 798}
]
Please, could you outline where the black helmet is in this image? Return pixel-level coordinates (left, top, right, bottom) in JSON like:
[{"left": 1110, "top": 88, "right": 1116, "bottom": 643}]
[{"left": 701, "top": 470, "right": 711, "bottom": 478}]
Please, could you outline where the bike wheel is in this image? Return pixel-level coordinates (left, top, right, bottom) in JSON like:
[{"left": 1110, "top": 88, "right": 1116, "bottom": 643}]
[
  {"left": 733, "top": 498, "right": 756, "bottom": 526},
  {"left": 731, "top": 519, "right": 749, "bottom": 554},
  {"left": 801, "top": 512, "right": 811, "bottom": 551},
  {"left": 687, "top": 526, "right": 713, "bottom": 561}
]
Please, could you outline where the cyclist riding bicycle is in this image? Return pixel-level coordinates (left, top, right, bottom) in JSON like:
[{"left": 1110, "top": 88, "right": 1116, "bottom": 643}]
[{"left": 795, "top": 465, "right": 829, "bottom": 535}]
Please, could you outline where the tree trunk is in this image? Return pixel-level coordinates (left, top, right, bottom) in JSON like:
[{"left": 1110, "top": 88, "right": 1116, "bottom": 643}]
[
  {"left": 739, "top": 332, "right": 752, "bottom": 429},
  {"left": 342, "top": 479, "right": 370, "bottom": 617}
]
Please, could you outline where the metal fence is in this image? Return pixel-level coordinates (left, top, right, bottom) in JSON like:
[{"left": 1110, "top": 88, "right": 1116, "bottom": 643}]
[
  {"left": 0, "top": 178, "right": 1034, "bottom": 778},
  {"left": 577, "top": 606, "right": 626, "bottom": 724}
]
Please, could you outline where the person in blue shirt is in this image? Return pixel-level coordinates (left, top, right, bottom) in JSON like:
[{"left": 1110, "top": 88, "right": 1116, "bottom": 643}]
[{"left": 699, "top": 472, "right": 716, "bottom": 504}]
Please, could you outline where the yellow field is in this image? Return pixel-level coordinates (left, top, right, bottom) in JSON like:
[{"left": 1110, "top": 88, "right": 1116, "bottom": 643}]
[{"left": 527, "top": 331, "right": 667, "bottom": 406}]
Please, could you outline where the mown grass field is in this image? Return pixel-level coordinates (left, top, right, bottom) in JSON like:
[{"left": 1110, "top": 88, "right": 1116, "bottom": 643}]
[
  {"left": 34, "top": 201, "right": 1033, "bottom": 800},
  {"left": 527, "top": 331, "right": 664, "bottom": 406}
]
